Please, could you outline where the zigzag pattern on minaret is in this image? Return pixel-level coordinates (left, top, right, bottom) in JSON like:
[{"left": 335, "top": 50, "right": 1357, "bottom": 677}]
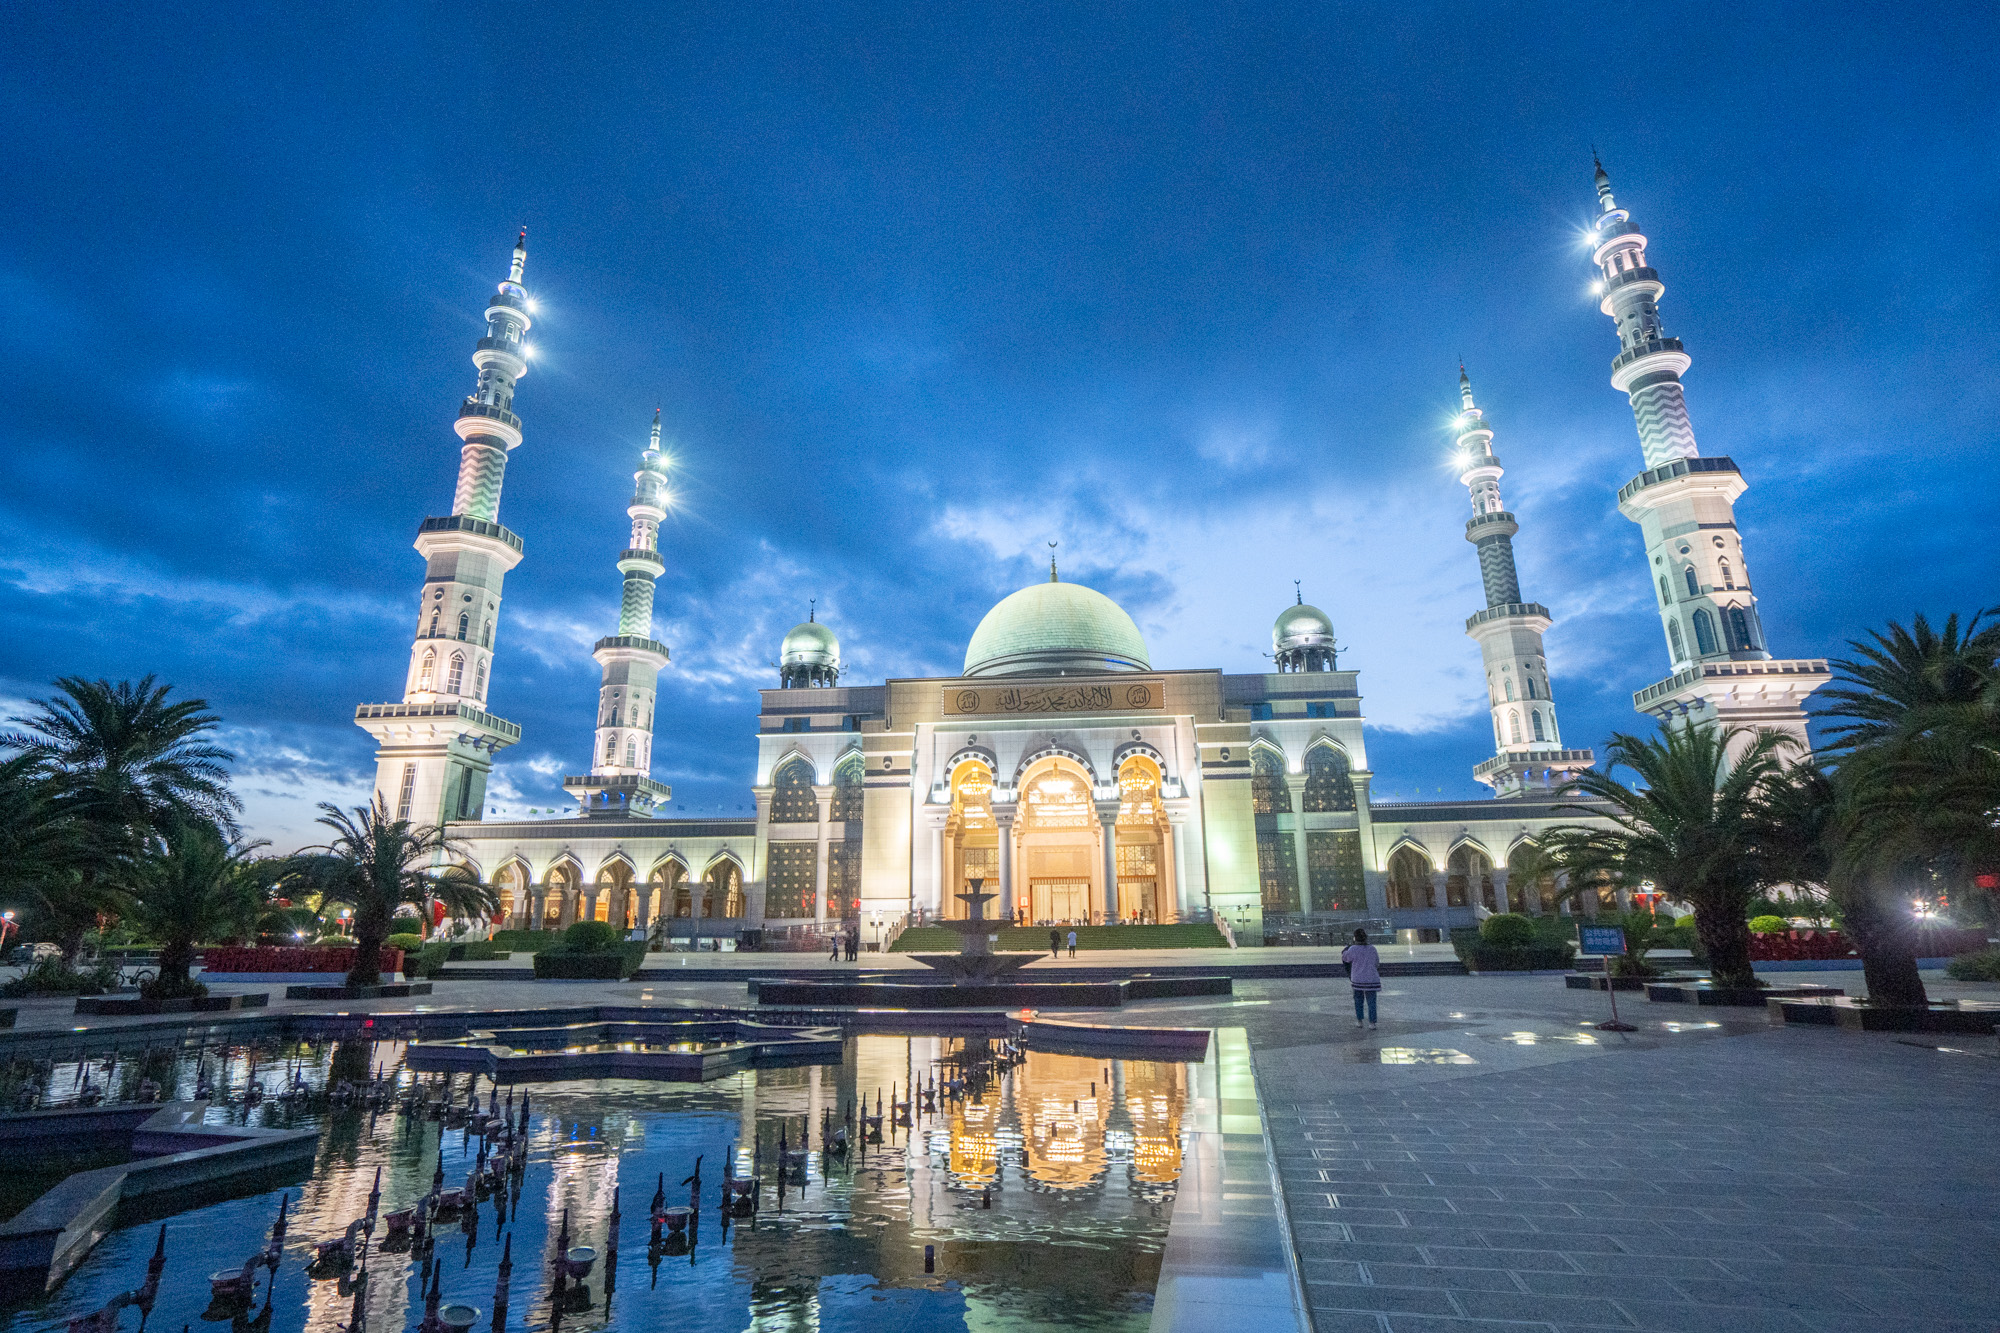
[{"left": 1629, "top": 381, "right": 1699, "bottom": 469}]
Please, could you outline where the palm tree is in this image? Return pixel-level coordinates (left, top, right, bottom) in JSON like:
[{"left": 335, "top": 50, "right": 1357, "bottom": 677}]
[
  {"left": 1540, "top": 724, "right": 1794, "bottom": 990},
  {"left": 282, "top": 801, "right": 494, "bottom": 986},
  {"left": 121, "top": 817, "right": 269, "bottom": 995},
  {"left": 0, "top": 753, "right": 91, "bottom": 952},
  {"left": 1, "top": 677, "right": 241, "bottom": 958},
  {"left": 1809, "top": 612, "right": 2000, "bottom": 1005}
]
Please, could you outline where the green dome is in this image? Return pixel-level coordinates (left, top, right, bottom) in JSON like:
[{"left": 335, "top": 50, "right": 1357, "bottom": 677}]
[
  {"left": 781, "top": 618, "right": 839, "bottom": 668},
  {"left": 963, "top": 580, "right": 1150, "bottom": 678},
  {"left": 1273, "top": 602, "right": 1336, "bottom": 651}
]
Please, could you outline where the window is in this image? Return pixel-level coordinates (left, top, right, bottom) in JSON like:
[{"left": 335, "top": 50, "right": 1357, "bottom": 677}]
[
  {"left": 1525, "top": 676, "right": 1538, "bottom": 700},
  {"left": 1727, "top": 605, "right": 1755, "bottom": 651},
  {"left": 781, "top": 717, "right": 809, "bottom": 733},
  {"left": 1532, "top": 711, "right": 1546, "bottom": 742},
  {"left": 418, "top": 649, "right": 435, "bottom": 691},
  {"left": 475, "top": 659, "right": 486, "bottom": 699},
  {"left": 604, "top": 736, "right": 617, "bottom": 764},
  {"left": 1248, "top": 703, "right": 1273, "bottom": 721},
  {"left": 1504, "top": 677, "right": 1515, "bottom": 702},
  {"left": 769, "top": 758, "right": 818, "bottom": 823},
  {"left": 1692, "top": 609, "right": 1719, "bottom": 656},
  {"left": 830, "top": 757, "right": 866, "bottom": 821},
  {"left": 624, "top": 738, "right": 636, "bottom": 767},
  {"left": 1250, "top": 749, "right": 1292, "bottom": 814},
  {"left": 1306, "top": 702, "right": 1333, "bottom": 718},
  {"left": 1508, "top": 711, "right": 1521, "bottom": 744},
  {"left": 1301, "top": 745, "right": 1357, "bottom": 813},
  {"left": 1659, "top": 575, "right": 1671, "bottom": 605},
  {"left": 457, "top": 612, "right": 469, "bottom": 641},
  {"left": 1684, "top": 566, "right": 1699, "bottom": 597},
  {"left": 483, "top": 620, "right": 493, "bottom": 647},
  {"left": 396, "top": 764, "right": 417, "bottom": 820},
  {"left": 765, "top": 841, "right": 818, "bottom": 918},
  {"left": 1306, "top": 830, "right": 1366, "bottom": 910},
  {"left": 1669, "top": 620, "right": 1686, "bottom": 660},
  {"left": 446, "top": 652, "right": 464, "bottom": 694},
  {"left": 1719, "top": 559, "right": 1735, "bottom": 590}
]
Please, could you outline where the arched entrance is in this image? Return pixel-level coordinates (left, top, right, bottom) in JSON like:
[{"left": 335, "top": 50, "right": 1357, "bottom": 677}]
[
  {"left": 943, "top": 758, "right": 998, "bottom": 920},
  {"left": 1115, "top": 755, "right": 1169, "bottom": 923},
  {"left": 1386, "top": 845, "right": 1433, "bottom": 911},
  {"left": 543, "top": 861, "right": 579, "bottom": 929},
  {"left": 1018, "top": 758, "right": 1098, "bottom": 925}
]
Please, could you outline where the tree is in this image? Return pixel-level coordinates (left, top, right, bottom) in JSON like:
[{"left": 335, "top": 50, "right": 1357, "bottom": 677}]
[
  {"left": 282, "top": 801, "right": 495, "bottom": 986},
  {"left": 1, "top": 677, "right": 241, "bottom": 958},
  {"left": 0, "top": 753, "right": 91, "bottom": 951},
  {"left": 1541, "top": 724, "right": 1794, "bottom": 989},
  {"left": 1809, "top": 612, "right": 2000, "bottom": 1006},
  {"left": 121, "top": 817, "right": 269, "bottom": 995}
]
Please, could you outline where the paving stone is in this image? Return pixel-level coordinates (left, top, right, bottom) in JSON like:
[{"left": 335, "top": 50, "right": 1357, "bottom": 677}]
[
  {"left": 1362, "top": 1263, "right": 1526, "bottom": 1292},
  {"left": 1306, "top": 1281, "right": 1463, "bottom": 1316}
]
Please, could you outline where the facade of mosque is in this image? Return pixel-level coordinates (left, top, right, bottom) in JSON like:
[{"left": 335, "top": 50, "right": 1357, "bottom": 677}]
[{"left": 354, "top": 168, "right": 1821, "bottom": 947}]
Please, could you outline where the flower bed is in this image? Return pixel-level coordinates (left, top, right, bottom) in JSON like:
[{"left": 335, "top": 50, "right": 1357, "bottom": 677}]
[
  {"left": 201, "top": 945, "right": 405, "bottom": 975},
  {"left": 1747, "top": 928, "right": 1987, "bottom": 962}
]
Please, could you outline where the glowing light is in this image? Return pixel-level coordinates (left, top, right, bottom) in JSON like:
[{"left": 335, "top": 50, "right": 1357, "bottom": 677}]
[
  {"left": 525, "top": 299, "right": 539, "bottom": 313},
  {"left": 1590, "top": 282, "right": 1604, "bottom": 294}
]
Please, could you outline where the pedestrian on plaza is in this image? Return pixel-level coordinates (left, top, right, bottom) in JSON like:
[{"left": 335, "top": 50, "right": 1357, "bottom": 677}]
[
  {"left": 830, "top": 934, "right": 841, "bottom": 961},
  {"left": 1067, "top": 928, "right": 1077, "bottom": 957},
  {"left": 847, "top": 928, "right": 858, "bottom": 962},
  {"left": 1341, "top": 927, "right": 1381, "bottom": 1028},
  {"left": 1049, "top": 928, "right": 1060, "bottom": 958}
]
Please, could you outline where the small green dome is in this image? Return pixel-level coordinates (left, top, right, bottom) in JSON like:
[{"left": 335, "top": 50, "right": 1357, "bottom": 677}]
[
  {"left": 1273, "top": 602, "right": 1336, "bottom": 652},
  {"left": 963, "top": 580, "right": 1150, "bottom": 678},
  {"left": 781, "top": 618, "right": 839, "bottom": 668}
]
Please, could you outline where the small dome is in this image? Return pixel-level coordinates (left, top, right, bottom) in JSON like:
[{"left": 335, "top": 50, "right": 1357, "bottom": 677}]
[
  {"left": 1273, "top": 602, "right": 1336, "bottom": 652},
  {"left": 964, "top": 580, "right": 1150, "bottom": 678},
  {"left": 781, "top": 618, "right": 839, "bottom": 668}
]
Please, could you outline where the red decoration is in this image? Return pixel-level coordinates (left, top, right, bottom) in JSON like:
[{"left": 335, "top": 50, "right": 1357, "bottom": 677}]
[{"left": 202, "top": 946, "right": 406, "bottom": 974}]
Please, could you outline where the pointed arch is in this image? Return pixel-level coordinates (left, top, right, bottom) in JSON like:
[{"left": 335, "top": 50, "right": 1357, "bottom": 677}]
[
  {"left": 474, "top": 658, "right": 487, "bottom": 700},
  {"left": 1507, "top": 711, "right": 1522, "bottom": 744},
  {"left": 457, "top": 611, "right": 470, "bottom": 641},
  {"left": 1300, "top": 739, "right": 1356, "bottom": 813},
  {"left": 1669, "top": 619, "right": 1686, "bottom": 660},
  {"left": 1692, "top": 609, "right": 1719, "bottom": 656},
  {"left": 831, "top": 750, "right": 867, "bottom": 822},
  {"left": 767, "top": 747, "right": 819, "bottom": 785},
  {"left": 702, "top": 851, "right": 746, "bottom": 919},
  {"left": 446, "top": 652, "right": 465, "bottom": 694},
  {"left": 1385, "top": 842, "right": 1435, "bottom": 911},
  {"left": 1248, "top": 742, "right": 1292, "bottom": 814},
  {"left": 1683, "top": 565, "right": 1699, "bottom": 597},
  {"left": 418, "top": 648, "right": 436, "bottom": 692},
  {"left": 1447, "top": 840, "right": 1495, "bottom": 911},
  {"left": 769, "top": 754, "right": 818, "bottom": 823},
  {"left": 1013, "top": 741, "right": 1097, "bottom": 787}
]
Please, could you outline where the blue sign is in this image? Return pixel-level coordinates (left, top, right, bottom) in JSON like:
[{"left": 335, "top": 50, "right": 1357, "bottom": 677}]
[{"left": 1577, "top": 925, "right": 1628, "bottom": 956}]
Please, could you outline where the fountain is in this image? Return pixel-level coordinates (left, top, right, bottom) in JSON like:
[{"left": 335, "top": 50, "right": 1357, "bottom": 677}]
[{"left": 902, "top": 879, "right": 1039, "bottom": 984}]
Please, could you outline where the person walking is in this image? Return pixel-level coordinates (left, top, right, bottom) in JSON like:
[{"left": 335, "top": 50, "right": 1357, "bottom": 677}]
[
  {"left": 829, "top": 933, "right": 841, "bottom": 962},
  {"left": 1341, "top": 927, "right": 1381, "bottom": 1028},
  {"left": 1067, "top": 928, "right": 1077, "bottom": 957},
  {"left": 1049, "top": 928, "right": 1061, "bottom": 959}
]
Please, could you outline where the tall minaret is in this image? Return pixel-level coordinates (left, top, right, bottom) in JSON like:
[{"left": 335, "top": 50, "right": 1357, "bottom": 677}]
[
  {"left": 564, "top": 412, "right": 674, "bottom": 818},
  {"left": 1455, "top": 368, "right": 1592, "bottom": 797},
  {"left": 354, "top": 232, "right": 533, "bottom": 826},
  {"left": 1589, "top": 160, "right": 1826, "bottom": 747}
]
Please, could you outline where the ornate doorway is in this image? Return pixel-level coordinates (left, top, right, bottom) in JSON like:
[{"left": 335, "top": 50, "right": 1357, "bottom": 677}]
[
  {"left": 1017, "top": 758, "right": 1101, "bottom": 924},
  {"left": 1030, "top": 879, "right": 1090, "bottom": 923}
]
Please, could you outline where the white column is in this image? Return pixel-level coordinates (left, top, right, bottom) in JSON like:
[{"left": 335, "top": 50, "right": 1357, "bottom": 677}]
[
  {"left": 930, "top": 819, "right": 946, "bottom": 917},
  {"left": 1098, "top": 805, "right": 1119, "bottom": 923},
  {"left": 1170, "top": 813, "right": 1188, "bottom": 922},
  {"left": 1431, "top": 871, "right": 1451, "bottom": 941},
  {"left": 1290, "top": 817, "right": 1312, "bottom": 914},
  {"left": 813, "top": 789, "right": 833, "bottom": 924},
  {"left": 1492, "top": 867, "right": 1511, "bottom": 915},
  {"left": 996, "top": 810, "right": 1016, "bottom": 922}
]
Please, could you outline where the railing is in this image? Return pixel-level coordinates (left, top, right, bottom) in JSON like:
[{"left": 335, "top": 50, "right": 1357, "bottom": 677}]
[
  {"left": 1611, "top": 335, "right": 1685, "bottom": 376},
  {"left": 457, "top": 399, "right": 522, "bottom": 432},
  {"left": 1603, "top": 265, "right": 1659, "bottom": 294},
  {"left": 418, "top": 514, "right": 524, "bottom": 553},
  {"left": 592, "top": 634, "right": 670, "bottom": 657},
  {"left": 1616, "top": 455, "right": 1740, "bottom": 504},
  {"left": 1465, "top": 511, "right": 1517, "bottom": 533},
  {"left": 1464, "top": 601, "right": 1550, "bottom": 631},
  {"left": 1632, "top": 658, "right": 1832, "bottom": 709},
  {"left": 353, "top": 700, "right": 522, "bottom": 742},
  {"left": 474, "top": 336, "right": 526, "bottom": 359},
  {"left": 615, "top": 547, "right": 665, "bottom": 567},
  {"left": 1471, "top": 748, "right": 1595, "bottom": 777}
]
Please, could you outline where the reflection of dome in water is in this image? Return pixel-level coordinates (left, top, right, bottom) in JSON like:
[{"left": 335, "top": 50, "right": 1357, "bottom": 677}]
[{"left": 963, "top": 579, "right": 1150, "bottom": 678}]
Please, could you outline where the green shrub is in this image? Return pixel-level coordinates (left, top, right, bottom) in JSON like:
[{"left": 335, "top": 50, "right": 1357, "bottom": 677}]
[
  {"left": 1460, "top": 942, "right": 1577, "bottom": 972},
  {"left": 1480, "top": 913, "right": 1537, "bottom": 948},
  {"left": 1945, "top": 948, "right": 2000, "bottom": 982},
  {"left": 1748, "top": 915, "right": 1790, "bottom": 934},
  {"left": 561, "top": 921, "right": 623, "bottom": 953},
  {"left": 1, "top": 957, "right": 121, "bottom": 998},
  {"left": 385, "top": 933, "right": 426, "bottom": 953},
  {"left": 488, "top": 929, "right": 560, "bottom": 953},
  {"left": 532, "top": 942, "right": 646, "bottom": 980}
]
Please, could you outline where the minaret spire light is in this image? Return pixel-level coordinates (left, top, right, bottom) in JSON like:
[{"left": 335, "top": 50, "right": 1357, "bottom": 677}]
[
  {"left": 1453, "top": 368, "right": 1591, "bottom": 798},
  {"left": 1590, "top": 160, "right": 1827, "bottom": 749},
  {"left": 354, "top": 234, "right": 534, "bottom": 825}
]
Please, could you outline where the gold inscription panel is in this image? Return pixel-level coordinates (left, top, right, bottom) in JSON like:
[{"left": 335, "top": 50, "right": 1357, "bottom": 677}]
[{"left": 944, "top": 677, "right": 1166, "bottom": 716}]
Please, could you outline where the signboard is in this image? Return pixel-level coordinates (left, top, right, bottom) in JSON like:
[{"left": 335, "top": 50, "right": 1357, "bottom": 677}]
[
  {"left": 1577, "top": 925, "right": 1628, "bottom": 957},
  {"left": 944, "top": 678, "right": 1166, "bottom": 716}
]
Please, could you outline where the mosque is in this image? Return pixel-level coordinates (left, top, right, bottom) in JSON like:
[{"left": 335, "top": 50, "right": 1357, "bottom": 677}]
[{"left": 352, "top": 166, "right": 1831, "bottom": 948}]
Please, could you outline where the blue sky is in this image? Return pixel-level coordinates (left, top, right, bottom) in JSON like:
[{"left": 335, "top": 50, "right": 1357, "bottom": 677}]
[{"left": 4, "top": 3, "right": 1994, "bottom": 848}]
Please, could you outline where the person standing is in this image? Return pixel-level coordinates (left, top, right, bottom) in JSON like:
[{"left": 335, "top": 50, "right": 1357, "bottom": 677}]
[
  {"left": 1049, "top": 928, "right": 1060, "bottom": 959},
  {"left": 1341, "top": 928, "right": 1381, "bottom": 1028},
  {"left": 1067, "top": 928, "right": 1077, "bottom": 957}
]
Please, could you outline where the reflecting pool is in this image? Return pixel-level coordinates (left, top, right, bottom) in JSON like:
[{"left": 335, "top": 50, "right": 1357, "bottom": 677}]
[{"left": 2, "top": 1034, "right": 1191, "bottom": 1332}]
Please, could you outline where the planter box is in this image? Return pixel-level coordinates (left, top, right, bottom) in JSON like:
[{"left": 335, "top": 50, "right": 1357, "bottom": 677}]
[
  {"left": 72, "top": 993, "right": 270, "bottom": 1016},
  {"left": 1773, "top": 997, "right": 2000, "bottom": 1032},
  {"left": 533, "top": 944, "right": 648, "bottom": 980},
  {"left": 1462, "top": 944, "right": 1577, "bottom": 972},
  {"left": 283, "top": 982, "right": 433, "bottom": 1000},
  {"left": 1647, "top": 981, "right": 1843, "bottom": 1006},
  {"left": 202, "top": 945, "right": 404, "bottom": 976}
]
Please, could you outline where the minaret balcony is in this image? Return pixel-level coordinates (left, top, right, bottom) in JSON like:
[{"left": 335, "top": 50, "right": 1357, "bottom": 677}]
[
  {"left": 1464, "top": 601, "right": 1550, "bottom": 632},
  {"left": 1609, "top": 336, "right": 1688, "bottom": 385},
  {"left": 1616, "top": 456, "right": 1742, "bottom": 506},
  {"left": 417, "top": 514, "right": 524, "bottom": 553},
  {"left": 1464, "top": 511, "right": 1518, "bottom": 541},
  {"left": 474, "top": 336, "right": 527, "bottom": 362},
  {"left": 616, "top": 547, "right": 666, "bottom": 574},
  {"left": 457, "top": 399, "right": 522, "bottom": 432}
]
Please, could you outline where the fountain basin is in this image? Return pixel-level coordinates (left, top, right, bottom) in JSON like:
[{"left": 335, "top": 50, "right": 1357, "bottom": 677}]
[{"left": 405, "top": 1019, "right": 841, "bottom": 1082}]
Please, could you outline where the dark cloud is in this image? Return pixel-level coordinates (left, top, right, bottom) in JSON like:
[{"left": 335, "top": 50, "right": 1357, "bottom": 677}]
[{"left": 3, "top": 3, "right": 1995, "bottom": 845}]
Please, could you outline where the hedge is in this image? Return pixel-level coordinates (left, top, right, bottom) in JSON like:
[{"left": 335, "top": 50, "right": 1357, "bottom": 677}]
[
  {"left": 203, "top": 945, "right": 405, "bottom": 975},
  {"left": 1945, "top": 948, "right": 2000, "bottom": 982},
  {"left": 532, "top": 942, "right": 647, "bottom": 980},
  {"left": 1458, "top": 941, "right": 1577, "bottom": 972}
]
